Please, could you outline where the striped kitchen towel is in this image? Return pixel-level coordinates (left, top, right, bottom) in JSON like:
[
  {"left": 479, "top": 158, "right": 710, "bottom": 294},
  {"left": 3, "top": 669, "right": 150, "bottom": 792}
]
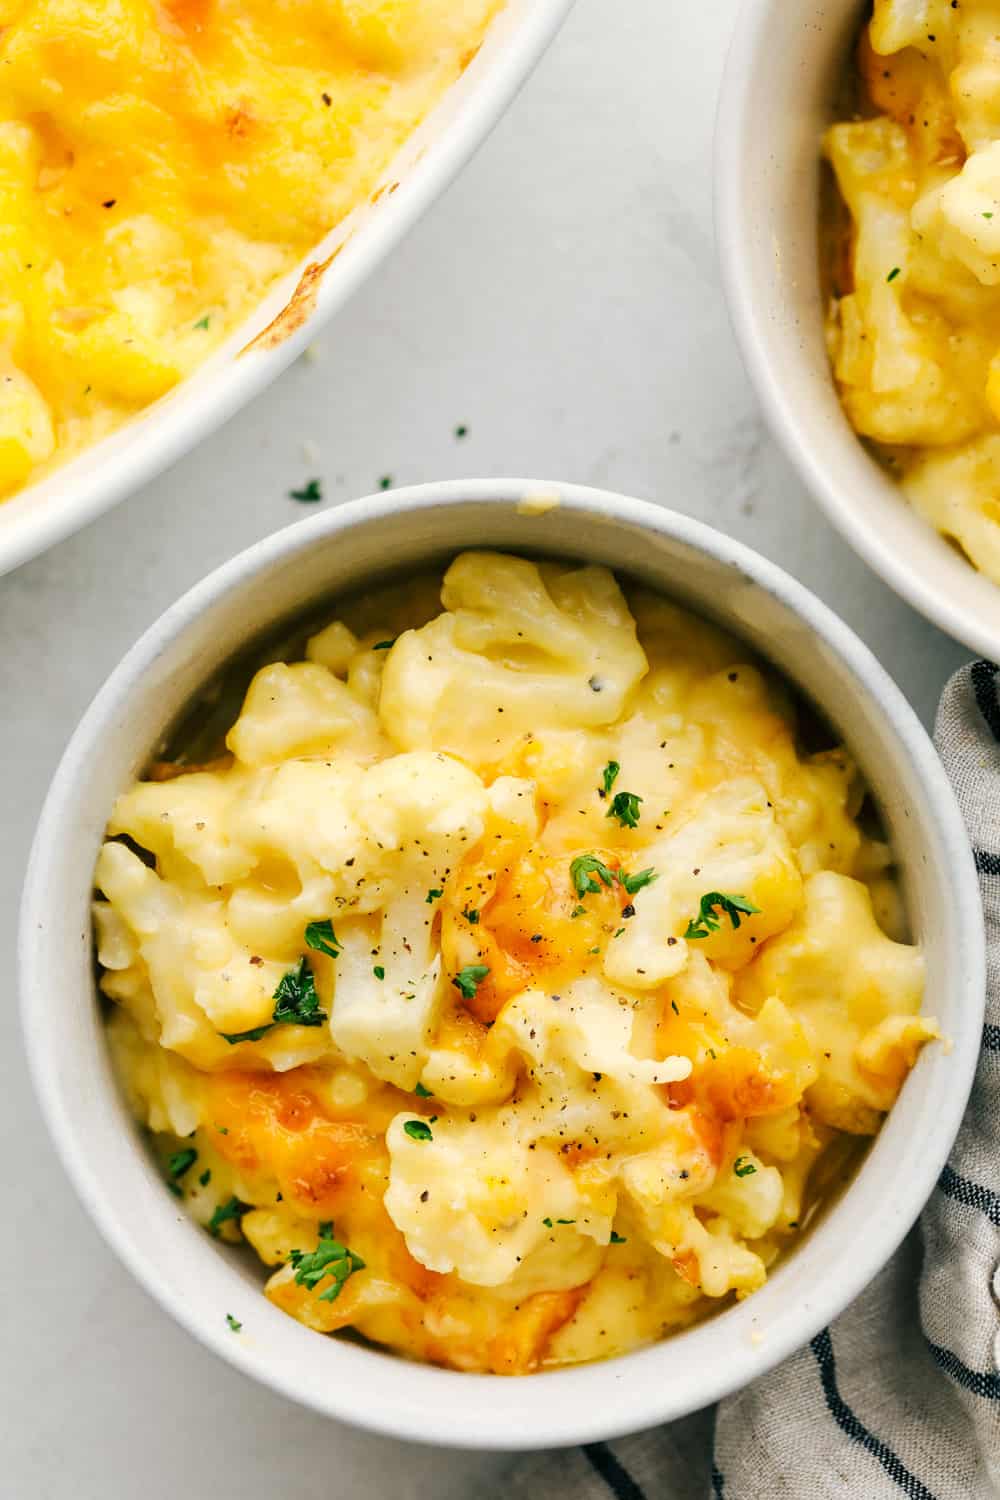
[{"left": 500, "top": 662, "right": 1000, "bottom": 1499}]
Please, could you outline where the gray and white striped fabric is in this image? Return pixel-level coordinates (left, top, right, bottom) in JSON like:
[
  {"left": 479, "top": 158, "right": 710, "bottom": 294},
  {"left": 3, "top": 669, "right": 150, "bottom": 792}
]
[{"left": 501, "top": 663, "right": 1000, "bottom": 1500}]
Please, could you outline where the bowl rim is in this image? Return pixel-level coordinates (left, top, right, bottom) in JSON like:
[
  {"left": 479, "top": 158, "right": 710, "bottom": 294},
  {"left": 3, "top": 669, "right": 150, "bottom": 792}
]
[
  {"left": 0, "top": 0, "right": 575, "bottom": 579},
  {"left": 714, "top": 0, "right": 1000, "bottom": 661},
  {"left": 19, "top": 479, "right": 985, "bottom": 1448}
]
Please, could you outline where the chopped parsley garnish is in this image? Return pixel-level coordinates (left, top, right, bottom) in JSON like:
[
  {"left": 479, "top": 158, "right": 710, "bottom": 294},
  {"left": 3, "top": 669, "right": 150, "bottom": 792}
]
[
  {"left": 684, "top": 891, "right": 760, "bottom": 940},
  {"left": 373, "top": 965, "right": 385, "bottom": 980},
  {"left": 556, "top": 1218, "right": 575, "bottom": 1225},
  {"left": 373, "top": 638, "right": 396, "bottom": 650},
  {"left": 167, "top": 1147, "right": 197, "bottom": 1179},
  {"left": 403, "top": 1119, "right": 434, "bottom": 1142},
  {"left": 601, "top": 760, "right": 620, "bottom": 797},
  {"left": 609, "top": 1230, "right": 627, "bottom": 1244},
  {"left": 607, "top": 790, "right": 642, "bottom": 828},
  {"left": 985, "top": 212, "right": 995, "bottom": 220},
  {"left": 226, "top": 1313, "right": 242, "bottom": 1332},
  {"left": 542, "top": 1216, "right": 553, "bottom": 1228},
  {"left": 886, "top": 266, "right": 901, "bottom": 282},
  {"left": 305, "top": 919, "right": 341, "bottom": 959},
  {"left": 570, "top": 904, "right": 586, "bottom": 918},
  {"left": 462, "top": 906, "right": 480, "bottom": 924},
  {"left": 618, "top": 866, "right": 657, "bottom": 896},
  {"left": 414, "top": 1082, "right": 433, "bottom": 1098},
  {"left": 289, "top": 478, "right": 322, "bottom": 502},
  {"left": 221, "top": 957, "right": 327, "bottom": 1044},
  {"left": 452, "top": 964, "right": 490, "bottom": 1000},
  {"left": 199, "top": 1169, "right": 212, "bottom": 1187},
  {"left": 733, "top": 1156, "right": 757, "bottom": 1178},
  {"left": 426, "top": 888, "right": 443, "bottom": 904},
  {"left": 194, "top": 314, "right": 211, "bottom": 330},
  {"left": 272, "top": 957, "right": 325, "bottom": 1026},
  {"left": 379, "top": 475, "right": 392, "bottom": 490},
  {"left": 570, "top": 853, "right": 616, "bottom": 896},
  {"left": 454, "top": 424, "right": 468, "bottom": 439},
  {"left": 289, "top": 1225, "right": 365, "bottom": 1303},
  {"left": 208, "top": 1197, "right": 248, "bottom": 1238}
]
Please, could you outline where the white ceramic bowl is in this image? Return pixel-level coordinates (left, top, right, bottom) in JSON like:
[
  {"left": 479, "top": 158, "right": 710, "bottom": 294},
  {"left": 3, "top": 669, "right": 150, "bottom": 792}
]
[
  {"left": 20, "top": 481, "right": 984, "bottom": 1449},
  {"left": 0, "top": 1, "right": 573, "bottom": 579},
  {"left": 716, "top": 0, "right": 1000, "bottom": 659}
]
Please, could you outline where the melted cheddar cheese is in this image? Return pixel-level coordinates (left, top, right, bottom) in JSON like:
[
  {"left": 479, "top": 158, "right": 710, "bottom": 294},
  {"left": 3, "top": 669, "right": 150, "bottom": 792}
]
[
  {"left": 0, "top": 0, "right": 498, "bottom": 495},
  {"left": 95, "top": 552, "right": 935, "bottom": 1373}
]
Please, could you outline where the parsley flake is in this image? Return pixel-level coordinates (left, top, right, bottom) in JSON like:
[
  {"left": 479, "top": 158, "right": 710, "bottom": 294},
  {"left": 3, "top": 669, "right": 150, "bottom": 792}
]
[
  {"left": 462, "top": 906, "right": 480, "bottom": 924},
  {"left": 734, "top": 1156, "right": 757, "bottom": 1178},
  {"left": 373, "top": 639, "right": 396, "bottom": 650},
  {"left": 886, "top": 266, "right": 901, "bottom": 282},
  {"left": 453, "top": 964, "right": 490, "bottom": 1000},
  {"left": 226, "top": 1314, "right": 242, "bottom": 1332},
  {"left": 373, "top": 965, "right": 385, "bottom": 980},
  {"left": 454, "top": 424, "right": 468, "bottom": 439},
  {"left": 194, "top": 315, "right": 211, "bottom": 330},
  {"left": 618, "top": 866, "right": 657, "bottom": 896},
  {"left": 607, "top": 790, "right": 642, "bottom": 828},
  {"left": 208, "top": 1197, "right": 249, "bottom": 1238},
  {"left": 601, "top": 760, "right": 620, "bottom": 797},
  {"left": 168, "top": 1147, "right": 197, "bottom": 1179},
  {"left": 426, "top": 888, "right": 443, "bottom": 904},
  {"left": 543, "top": 1217, "right": 554, "bottom": 1228},
  {"left": 221, "top": 957, "right": 327, "bottom": 1044},
  {"left": 379, "top": 475, "right": 392, "bottom": 490},
  {"left": 199, "top": 1169, "right": 212, "bottom": 1187},
  {"left": 305, "top": 919, "right": 341, "bottom": 959},
  {"left": 414, "top": 1082, "right": 433, "bottom": 1098},
  {"left": 570, "top": 853, "right": 616, "bottom": 897},
  {"left": 610, "top": 1231, "right": 627, "bottom": 1244},
  {"left": 684, "top": 891, "right": 760, "bottom": 939},
  {"left": 289, "top": 478, "right": 322, "bottom": 503},
  {"left": 289, "top": 1225, "right": 365, "bottom": 1303},
  {"left": 403, "top": 1119, "right": 433, "bottom": 1142}
]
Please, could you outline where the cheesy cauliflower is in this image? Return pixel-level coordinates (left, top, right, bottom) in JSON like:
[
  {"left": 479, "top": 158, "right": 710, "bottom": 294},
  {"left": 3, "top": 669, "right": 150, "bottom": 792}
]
[
  {"left": 95, "top": 552, "right": 935, "bottom": 1374},
  {"left": 823, "top": 0, "right": 1000, "bottom": 581},
  {"left": 0, "top": 0, "right": 499, "bottom": 497}
]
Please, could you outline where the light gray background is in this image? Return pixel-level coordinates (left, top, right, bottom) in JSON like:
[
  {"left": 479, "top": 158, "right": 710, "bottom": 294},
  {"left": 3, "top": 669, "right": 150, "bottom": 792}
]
[{"left": 2, "top": 2, "right": 969, "bottom": 1496}]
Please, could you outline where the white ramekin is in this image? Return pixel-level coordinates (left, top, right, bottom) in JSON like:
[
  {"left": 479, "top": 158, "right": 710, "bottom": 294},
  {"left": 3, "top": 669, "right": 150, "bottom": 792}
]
[
  {"left": 716, "top": 0, "right": 1000, "bottom": 660},
  {"left": 19, "top": 481, "right": 984, "bottom": 1449},
  {"left": 0, "top": 0, "right": 573, "bottom": 578}
]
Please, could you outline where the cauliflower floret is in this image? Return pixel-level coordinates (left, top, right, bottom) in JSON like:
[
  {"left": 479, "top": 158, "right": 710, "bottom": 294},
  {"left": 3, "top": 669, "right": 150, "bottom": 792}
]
[
  {"left": 604, "top": 777, "right": 802, "bottom": 989},
  {"left": 227, "top": 661, "right": 382, "bottom": 766},
  {"left": 379, "top": 552, "right": 648, "bottom": 760},
  {"left": 735, "top": 871, "right": 931, "bottom": 1134}
]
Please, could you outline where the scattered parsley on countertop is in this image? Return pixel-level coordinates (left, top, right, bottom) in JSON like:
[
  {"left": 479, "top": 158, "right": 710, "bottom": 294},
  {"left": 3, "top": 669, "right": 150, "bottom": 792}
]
[
  {"left": 168, "top": 1147, "right": 197, "bottom": 1179},
  {"left": 289, "top": 1225, "right": 365, "bottom": 1303},
  {"left": 289, "top": 478, "right": 322, "bottom": 502},
  {"left": 453, "top": 964, "right": 490, "bottom": 1000},
  {"left": 734, "top": 1157, "right": 757, "bottom": 1178},
  {"left": 404, "top": 1119, "right": 434, "bottom": 1143},
  {"left": 684, "top": 892, "right": 760, "bottom": 940},
  {"left": 305, "top": 919, "right": 341, "bottom": 958}
]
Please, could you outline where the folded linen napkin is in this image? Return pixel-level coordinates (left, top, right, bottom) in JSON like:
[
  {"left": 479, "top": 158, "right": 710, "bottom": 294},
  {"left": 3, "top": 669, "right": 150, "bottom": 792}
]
[{"left": 501, "top": 663, "right": 1000, "bottom": 1500}]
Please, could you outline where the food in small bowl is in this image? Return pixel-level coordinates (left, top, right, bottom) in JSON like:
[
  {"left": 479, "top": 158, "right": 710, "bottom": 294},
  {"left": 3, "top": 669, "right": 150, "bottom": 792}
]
[
  {"left": 94, "top": 548, "right": 936, "bottom": 1373},
  {"left": 20, "top": 484, "right": 983, "bottom": 1446},
  {"left": 824, "top": 0, "right": 1000, "bottom": 582},
  {"left": 716, "top": 0, "right": 1000, "bottom": 655}
]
